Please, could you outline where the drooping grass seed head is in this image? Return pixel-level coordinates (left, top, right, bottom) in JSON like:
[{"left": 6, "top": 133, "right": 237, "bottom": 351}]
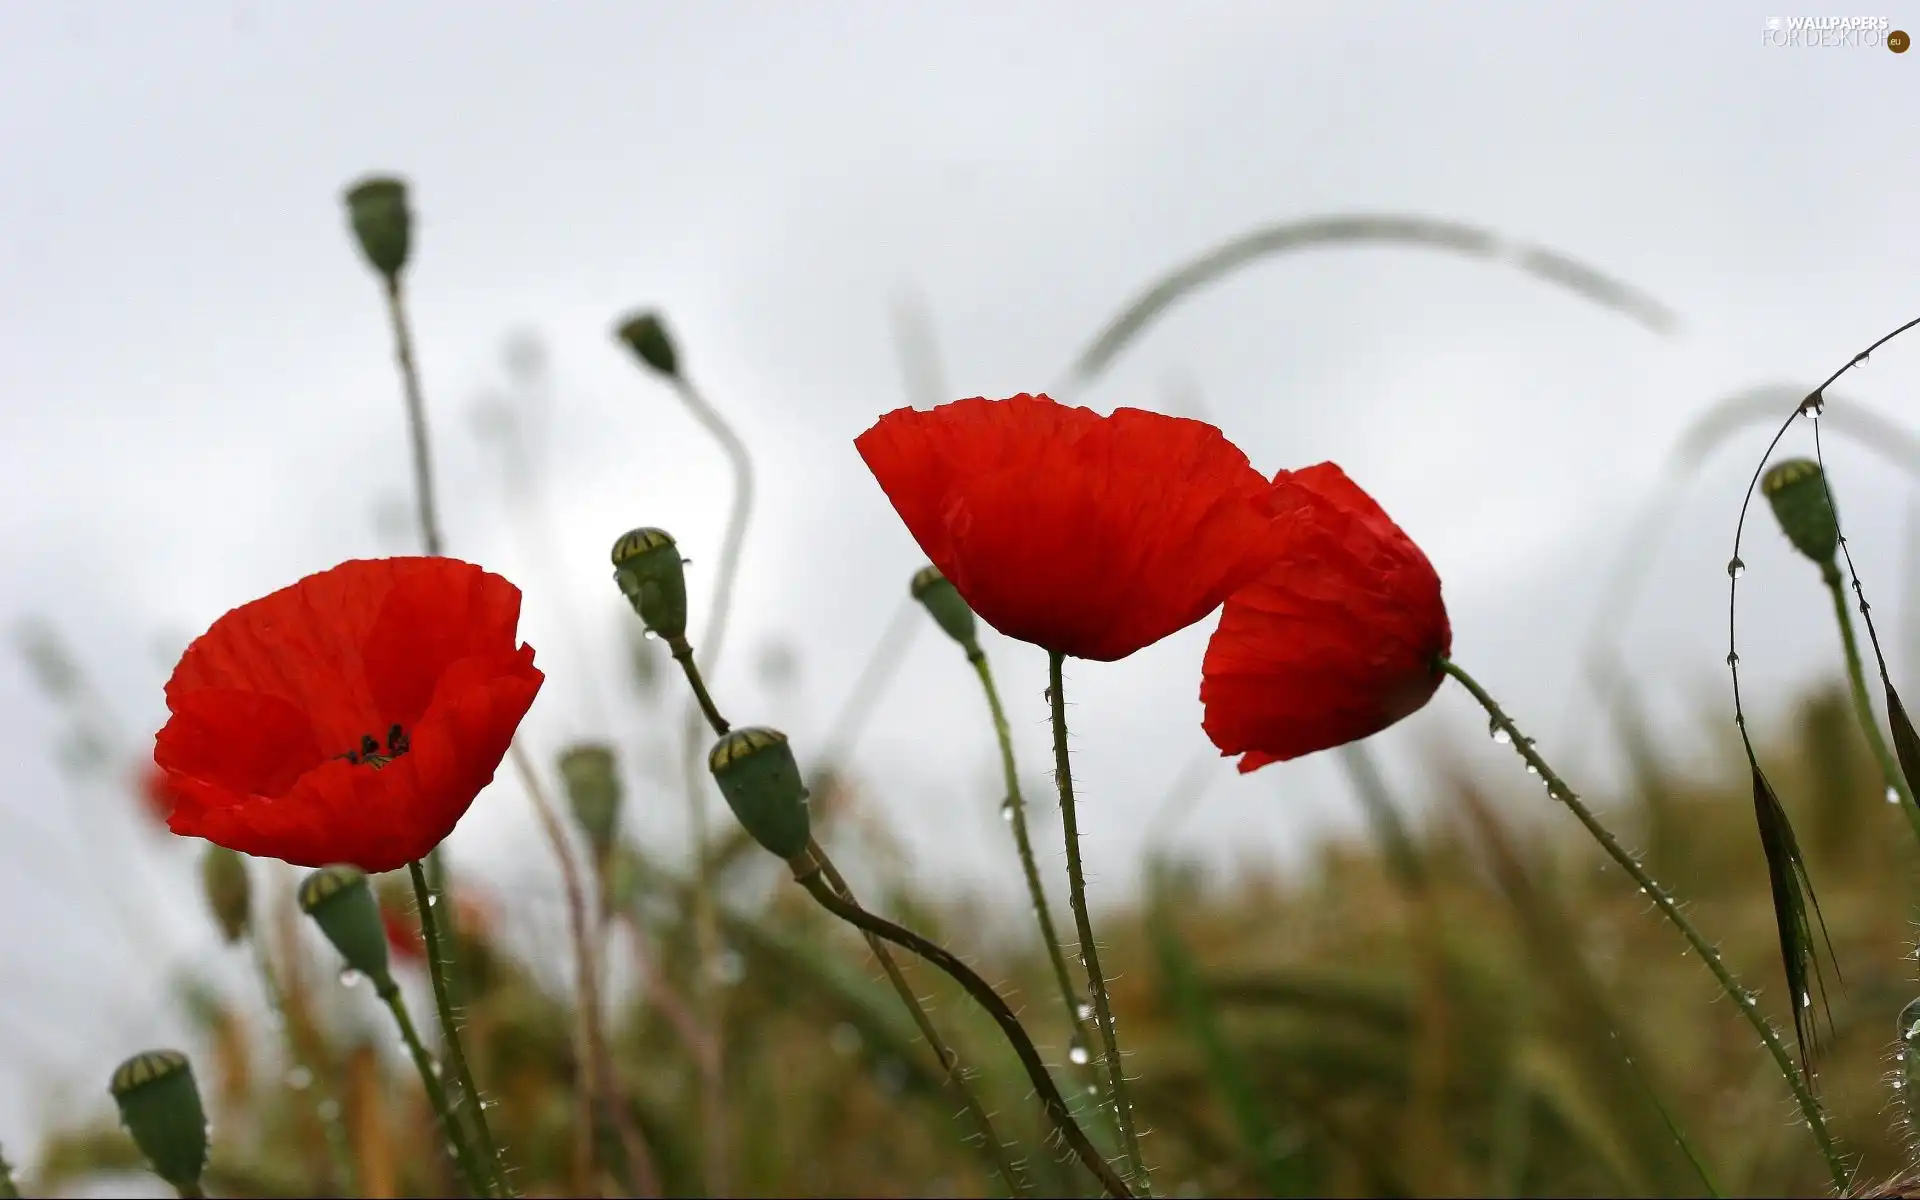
[
  {"left": 342, "top": 175, "right": 411, "bottom": 282},
  {"left": 198, "top": 844, "right": 252, "bottom": 944},
  {"left": 297, "top": 864, "right": 395, "bottom": 994},
  {"left": 558, "top": 743, "right": 623, "bottom": 860},
  {"left": 708, "top": 727, "right": 812, "bottom": 860},
  {"left": 110, "top": 1050, "right": 208, "bottom": 1192},
  {"left": 911, "top": 565, "right": 979, "bottom": 653},
  {"left": 1762, "top": 457, "right": 1840, "bottom": 568},
  {"left": 616, "top": 311, "right": 680, "bottom": 378},
  {"left": 611, "top": 527, "right": 690, "bottom": 642}
]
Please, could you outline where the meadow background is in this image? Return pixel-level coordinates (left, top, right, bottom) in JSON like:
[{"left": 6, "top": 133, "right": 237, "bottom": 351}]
[{"left": 2, "top": 2, "right": 1919, "bottom": 1195}]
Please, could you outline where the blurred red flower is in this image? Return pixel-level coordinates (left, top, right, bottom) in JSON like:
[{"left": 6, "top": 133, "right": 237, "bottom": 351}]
[
  {"left": 153, "top": 558, "right": 544, "bottom": 872},
  {"left": 380, "top": 881, "right": 496, "bottom": 965},
  {"left": 856, "top": 393, "right": 1290, "bottom": 661},
  {"left": 136, "top": 761, "right": 182, "bottom": 825},
  {"left": 1201, "top": 463, "right": 1450, "bottom": 772}
]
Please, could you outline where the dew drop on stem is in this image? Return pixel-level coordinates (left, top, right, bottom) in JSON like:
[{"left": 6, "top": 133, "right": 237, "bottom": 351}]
[
  {"left": 1890, "top": 786, "right": 1903, "bottom": 805},
  {"left": 1067, "top": 1037, "right": 1091, "bottom": 1066},
  {"left": 1075, "top": 1001, "right": 1095, "bottom": 1021},
  {"left": 1727, "top": 556, "right": 1745, "bottom": 579},
  {"left": 1488, "top": 717, "right": 1511, "bottom": 745},
  {"left": 339, "top": 968, "right": 364, "bottom": 988},
  {"left": 999, "top": 798, "right": 1014, "bottom": 822}
]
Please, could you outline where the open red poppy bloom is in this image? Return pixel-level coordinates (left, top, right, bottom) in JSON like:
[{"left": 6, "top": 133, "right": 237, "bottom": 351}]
[
  {"left": 1201, "top": 463, "right": 1450, "bottom": 772},
  {"left": 856, "top": 393, "right": 1290, "bottom": 661},
  {"left": 154, "top": 557, "right": 544, "bottom": 872}
]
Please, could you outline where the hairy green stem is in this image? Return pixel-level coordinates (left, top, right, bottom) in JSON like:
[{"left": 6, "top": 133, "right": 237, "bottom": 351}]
[
  {"left": 381, "top": 276, "right": 443, "bottom": 557},
  {"left": 811, "top": 840, "right": 1033, "bottom": 1197},
  {"left": 410, "top": 861, "right": 514, "bottom": 1198},
  {"left": 1048, "top": 652, "right": 1150, "bottom": 1192},
  {"left": 792, "top": 855, "right": 1135, "bottom": 1199},
  {"left": 1823, "top": 565, "right": 1920, "bottom": 842},
  {"left": 1439, "top": 658, "right": 1846, "bottom": 1193},
  {"left": 971, "top": 650, "right": 1099, "bottom": 1065},
  {"left": 379, "top": 978, "right": 491, "bottom": 1197}
]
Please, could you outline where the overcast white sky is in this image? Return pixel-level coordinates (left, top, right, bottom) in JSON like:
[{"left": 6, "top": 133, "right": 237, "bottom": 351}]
[{"left": 2, "top": 0, "right": 1917, "bottom": 1168}]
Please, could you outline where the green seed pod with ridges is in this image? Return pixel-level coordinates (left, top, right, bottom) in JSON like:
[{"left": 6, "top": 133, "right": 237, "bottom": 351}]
[
  {"left": 198, "top": 844, "right": 252, "bottom": 945},
  {"left": 297, "top": 865, "right": 395, "bottom": 994},
  {"left": 708, "top": 727, "right": 811, "bottom": 859},
  {"left": 342, "top": 175, "right": 411, "bottom": 281},
  {"left": 615, "top": 311, "right": 680, "bottom": 378},
  {"left": 611, "top": 527, "right": 690, "bottom": 642},
  {"left": 1762, "top": 457, "right": 1840, "bottom": 567},
  {"left": 558, "top": 742, "right": 623, "bottom": 859},
  {"left": 910, "top": 565, "right": 979, "bottom": 653},
  {"left": 109, "top": 1049, "right": 208, "bottom": 1192}
]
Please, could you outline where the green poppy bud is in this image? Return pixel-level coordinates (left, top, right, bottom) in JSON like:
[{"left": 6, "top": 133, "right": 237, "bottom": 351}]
[
  {"left": 910, "top": 565, "right": 978, "bottom": 653},
  {"left": 611, "top": 527, "right": 690, "bottom": 643},
  {"left": 1762, "top": 458, "right": 1840, "bottom": 567},
  {"left": 109, "top": 1050, "right": 208, "bottom": 1193},
  {"left": 615, "top": 311, "right": 680, "bottom": 378},
  {"left": 297, "top": 865, "right": 395, "bottom": 994},
  {"left": 342, "top": 175, "right": 411, "bottom": 282},
  {"left": 707, "top": 727, "right": 811, "bottom": 860},
  {"left": 558, "top": 743, "right": 623, "bottom": 859},
  {"left": 198, "top": 844, "right": 252, "bottom": 945}
]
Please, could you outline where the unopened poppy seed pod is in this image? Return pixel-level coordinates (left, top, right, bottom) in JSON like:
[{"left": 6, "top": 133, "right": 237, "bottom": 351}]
[
  {"left": 612, "top": 527, "right": 690, "bottom": 642},
  {"left": 110, "top": 1050, "right": 208, "bottom": 1192},
  {"left": 343, "top": 175, "right": 411, "bottom": 281},
  {"left": 297, "top": 865, "right": 395, "bottom": 994},
  {"left": 616, "top": 311, "right": 680, "bottom": 378},
  {"left": 199, "top": 844, "right": 252, "bottom": 945},
  {"left": 1762, "top": 458, "right": 1840, "bottom": 567},
  {"left": 558, "top": 743, "right": 623, "bottom": 858},
  {"left": 910, "top": 565, "right": 979, "bottom": 653},
  {"left": 708, "top": 727, "right": 811, "bottom": 859}
]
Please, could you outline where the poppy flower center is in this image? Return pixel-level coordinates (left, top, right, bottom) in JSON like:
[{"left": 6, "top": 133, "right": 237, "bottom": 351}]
[{"left": 336, "top": 723, "right": 412, "bottom": 771}]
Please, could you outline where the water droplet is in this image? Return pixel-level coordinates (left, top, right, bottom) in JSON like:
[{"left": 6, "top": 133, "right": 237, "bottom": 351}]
[
  {"left": 1855, "top": 352, "right": 1871, "bottom": 369},
  {"left": 339, "top": 968, "right": 364, "bottom": 988},
  {"left": 1801, "top": 393, "right": 1826, "bottom": 420},
  {"left": 317, "top": 1098, "right": 341, "bottom": 1120},
  {"left": 1000, "top": 799, "right": 1015, "bottom": 823},
  {"left": 1727, "top": 556, "right": 1746, "bottom": 579},
  {"left": 1085, "top": 1082, "right": 1100, "bottom": 1095},
  {"left": 1801, "top": 991, "right": 1812, "bottom": 1009},
  {"left": 1067, "top": 1038, "right": 1091, "bottom": 1066},
  {"left": 284, "top": 1066, "right": 313, "bottom": 1090},
  {"left": 1488, "top": 718, "right": 1511, "bottom": 745},
  {"left": 829, "top": 1022, "right": 863, "bottom": 1057},
  {"left": 642, "top": 629, "right": 658, "bottom": 641},
  {"left": 1890, "top": 786, "right": 1903, "bottom": 805},
  {"left": 1524, "top": 763, "right": 1540, "bottom": 776},
  {"left": 1075, "top": 1002, "right": 1095, "bottom": 1021},
  {"left": 426, "top": 894, "right": 439, "bottom": 907}
]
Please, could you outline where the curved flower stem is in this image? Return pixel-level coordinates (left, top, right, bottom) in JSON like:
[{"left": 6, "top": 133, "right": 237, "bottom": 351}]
[
  {"left": 1438, "top": 657, "right": 1847, "bottom": 1193},
  {"left": 409, "top": 861, "right": 515, "bottom": 1198},
  {"left": 809, "top": 839, "right": 1032, "bottom": 1197},
  {"left": 381, "top": 276, "right": 444, "bottom": 557},
  {"left": 666, "top": 376, "right": 754, "bottom": 676},
  {"left": 377, "top": 977, "right": 491, "bottom": 1198},
  {"left": 251, "top": 933, "right": 356, "bottom": 1194},
  {"left": 790, "top": 854, "right": 1136, "bottom": 1200},
  {"left": 971, "top": 650, "right": 1099, "bottom": 1064},
  {"left": 1821, "top": 565, "right": 1920, "bottom": 841},
  {"left": 1048, "top": 652, "right": 1150, "bottom": 1192}
]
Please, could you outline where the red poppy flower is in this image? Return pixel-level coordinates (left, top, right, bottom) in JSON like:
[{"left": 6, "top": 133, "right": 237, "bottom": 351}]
[
  {"left": 153, "top": 557, "right": 544, "bottom": 872},
  {"left": 382, "top": 903, "right": 426, "bottom": 964},
  {"left": 856, "top": 393, "right": 1290, "bottom": 661},
  {"left": 1201, "top": 463, "right": 1450, "bottom": 772}
]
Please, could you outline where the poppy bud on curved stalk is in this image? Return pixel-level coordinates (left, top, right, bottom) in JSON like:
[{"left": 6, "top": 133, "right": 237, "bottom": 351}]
[
  {"left": 611, "top": 527, "right": 691, "bottom": 646},
  {"left": 707, "top": 727, "right": 812, "bottom": 860},
  {"left": 615, "top": 311, "right": 680, "bottom": 378},
  {"left": 109, "top": 1050, "right": 209, "bottom": 1194},
  {"left": 198, "top": 844, "right": 251, "bottom": 944},
  {"left": 298, "top": 865, "right": 396, "bottom": 995},
  {"left": 558, "top": 743, "right": 623, "bottom": 863},
  {"left": 342, "top": 175, "right": 411, "bottom": 282},
  {"left": 910, "top": 565, "right": 979, "bottom": 655},
  {"left": 1762, "top": 458, "right": 1841, "bottom": 570}
]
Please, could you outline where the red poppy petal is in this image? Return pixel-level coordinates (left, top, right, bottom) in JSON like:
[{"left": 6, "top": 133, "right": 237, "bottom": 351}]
[
  {"left": 858, "top": 394, "right": 1288, "bottom": 661},
  {"left": 362, "top": 560, "right": 526, "bottom": 726},
  {"left": 156, "top": 689, "right": 324, "bottom": 796}
]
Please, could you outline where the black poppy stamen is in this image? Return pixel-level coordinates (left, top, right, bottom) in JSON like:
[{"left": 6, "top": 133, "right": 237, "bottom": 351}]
[{"left": 335, "top": 725, "right": 412, "bottom": 770}]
